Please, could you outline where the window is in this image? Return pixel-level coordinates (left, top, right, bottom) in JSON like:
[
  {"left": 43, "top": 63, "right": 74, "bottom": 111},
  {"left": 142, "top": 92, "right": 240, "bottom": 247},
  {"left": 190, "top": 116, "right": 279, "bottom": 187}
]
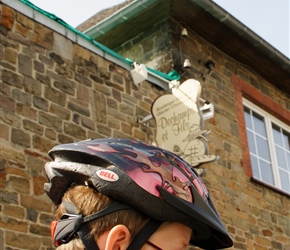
[{"left": 243, "top": 99, "right": 290, "bottom": 194}]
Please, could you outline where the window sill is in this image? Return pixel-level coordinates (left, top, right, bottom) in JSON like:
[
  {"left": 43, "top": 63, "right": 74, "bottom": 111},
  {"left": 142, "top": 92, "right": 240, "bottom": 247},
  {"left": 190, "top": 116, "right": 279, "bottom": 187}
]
[{"left": 251, "top": 177, "right": 290, "bottom": 198}]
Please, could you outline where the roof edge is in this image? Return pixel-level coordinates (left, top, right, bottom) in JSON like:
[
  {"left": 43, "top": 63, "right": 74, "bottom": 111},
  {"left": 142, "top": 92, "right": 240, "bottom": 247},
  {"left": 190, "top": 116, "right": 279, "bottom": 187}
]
[
  {"left": 195, "top": 0, "right": 289, "bottom": 69},
  {"left": 83, "top": 0, "right": 289, "bottom": 71},
  {"left": 2, "top": 0, "right": 173, "bottom": 91},
  {"left": 84, "top": 0, "right": 159, "bottom": 39}
]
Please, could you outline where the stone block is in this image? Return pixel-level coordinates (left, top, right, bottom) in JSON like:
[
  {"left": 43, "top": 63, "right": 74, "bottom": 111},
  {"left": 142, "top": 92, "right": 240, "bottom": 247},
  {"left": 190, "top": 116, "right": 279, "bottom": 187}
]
[
  {"left": 39, "top": 112, "right": 62, "bottom": 132},
  {"left": 3, "top": 205, "right": 25, "bottom": 219},
  {"left": 64, "top": 123, "right": 86, "bottom": 139},
  {"left": 20, "top": 194, "right": 52, "bottom": 213},
  {"left": 53, "top": 32, "right": 73, "bottom": 61},
  {"left": 16, "top": 103, "right": 37, "bottom": 120},
  {"left": 39, "top": 213, "right": 54, "bottom": 225},
  {"left": 68, "top": 101, "right": 90, "bottom": 117},
  {"left": 54, "top": 78, "right": 75, "bottom": 95},
  {"left": 32, "top": 134, "right": 56, "bottom": 153},
  {"left": 23, "top": 120, "right": 44, "bottom": 135},
  {"left": 58, "top": 133, "right": 74, "bottom": 144},
  {"left": 33, "top": 96, "right": 49, "bottom": 111},
  {"left": 0, "top": 216, "right": 28, "bottom": 233},
  {"left": 121, "top": 122, "right": 132, "bottom": 134},
  {"left": 108, "top": 107, "right": 126, "bottom": 122},
  {"left": 44, "top": 86, "right": 66, "bottom": 107},
  {"left": 81, "top": 116, "right": 95, "bottom": 130},
  {"left": 6, "top": 231, "right": 41, "bottom": 250},
  {"left": 12, "top": 88, "right": 31, "bottom": 105},
  {"left": 18, "top": 53, "right": 32, "bottom": 77},
  {"left": 96, "top": 123, "right": 112, "bottom": 137},
  {"left": 24, "top": 76, "right": 42, "bottom": 95},
  {"left": 11, "top": 128, "right": 30, "bottom": 147},
  {"left": 15, "top": 20, "right": 29, "bottom": 37},
  {"left": 120, "top": 103, "right": 134, "bottom": 116},
  {"left": 0, "top": 122, "right": 9, "bottom": 140},
  {"left": 33, "top": 60, "right": 45, "bottom": 73},
  {"left": 4, "top": 47, "right": 18, "bottom": 64},
  {"left": 49, "top": 103, "right": 70, "bottom": 120},
  {"left": 32, "top": 23, "right": 53, "bottom": 50},
  {"left": 30, "top": 224, "right": 50, "bottom": 236},
  {"left": 33, "top": 175, "right": 46, "bottom": 195},
  {"left": 9, "top": 175, "right": 30, "bottom": 194},
  {"left": 2, "top": 5, "right": 14, "bottom": 30},
  {"left": 73, "top": 44, "right": 91, "bottom": 61},
  {"left": 39, "top": 54, "right": 54, "bottom": 68},
  {"left": 0, "top": 94, "right": 15, "bottom": 112},
  {"left": 35, "top": 72, "right": 51, "bottom": 85},
  {"left": 16, "top": 12, "right": 34, "bottom": 29},
  {"left": 45, "top": 128, "right": 57, "bottom": 140},
  {"left": 77, "top": 84, "right": 90, "bottom": 103},
  {"left": 2, "top": 69, "right": 23, "bottom": 88}
]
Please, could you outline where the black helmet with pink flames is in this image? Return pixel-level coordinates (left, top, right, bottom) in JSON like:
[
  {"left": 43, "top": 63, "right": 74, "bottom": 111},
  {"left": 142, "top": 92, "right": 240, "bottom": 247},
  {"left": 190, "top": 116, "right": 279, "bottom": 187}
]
[{"left": 45, "top": 138, "right": 233, "bottom": 249}]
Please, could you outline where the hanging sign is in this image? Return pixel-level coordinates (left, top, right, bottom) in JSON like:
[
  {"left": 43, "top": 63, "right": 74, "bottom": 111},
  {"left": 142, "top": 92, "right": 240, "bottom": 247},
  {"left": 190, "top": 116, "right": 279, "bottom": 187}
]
[{"left": 152, "top": 79, "right": 217, "bottom": 167}]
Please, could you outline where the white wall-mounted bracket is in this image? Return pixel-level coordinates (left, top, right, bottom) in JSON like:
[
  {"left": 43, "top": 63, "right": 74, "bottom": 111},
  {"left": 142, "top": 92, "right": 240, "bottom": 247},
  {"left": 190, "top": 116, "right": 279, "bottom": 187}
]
[
  {"left": 169, "top": 80, "right": 180, "bottom": 89},
  {"left": 135, "top": 114, "right": 153, "bottom": 126},
  {"left": 130, "top": 62, "right": 148, "bottom": 85},
  {"left": 199, "top": 98, "right": 214, "bottom": 120}
]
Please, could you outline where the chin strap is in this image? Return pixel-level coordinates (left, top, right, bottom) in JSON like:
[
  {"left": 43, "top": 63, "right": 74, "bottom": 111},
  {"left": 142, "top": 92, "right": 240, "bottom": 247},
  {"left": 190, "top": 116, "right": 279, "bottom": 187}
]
[
  {"left": 51, "top": 200, "right": 133, "bottom": 250},
  {"left": 127, "top": 219, "right": 162, "bottom": 250},
  {"left": 51, "top": 201, "right": 162, "bottom": 250}
]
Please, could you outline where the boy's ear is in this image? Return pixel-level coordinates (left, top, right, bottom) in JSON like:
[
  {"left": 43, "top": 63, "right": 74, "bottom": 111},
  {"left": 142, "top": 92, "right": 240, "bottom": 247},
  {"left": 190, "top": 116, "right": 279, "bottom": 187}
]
[{"left": 105, "top": 225, "right": 131, "bottom": 250}]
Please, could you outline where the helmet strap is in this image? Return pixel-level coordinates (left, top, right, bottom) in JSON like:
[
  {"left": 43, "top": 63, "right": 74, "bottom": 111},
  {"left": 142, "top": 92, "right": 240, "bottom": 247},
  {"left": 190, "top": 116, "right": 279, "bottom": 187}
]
[
  {"left": 53, "top": 200, "right": 133, "bottom": 250},
  {"left": 62, "top": 201, "right": 100, "bottom": 250},
  {"left": 127, "top": 219, "right": 162, "bottom": 250}
]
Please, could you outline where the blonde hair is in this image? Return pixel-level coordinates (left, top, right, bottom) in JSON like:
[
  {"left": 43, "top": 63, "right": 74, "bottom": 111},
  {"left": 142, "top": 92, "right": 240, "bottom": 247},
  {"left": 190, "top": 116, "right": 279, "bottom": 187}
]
[{"left": 55, "top": 185, "right": 148, "bottom": 250}]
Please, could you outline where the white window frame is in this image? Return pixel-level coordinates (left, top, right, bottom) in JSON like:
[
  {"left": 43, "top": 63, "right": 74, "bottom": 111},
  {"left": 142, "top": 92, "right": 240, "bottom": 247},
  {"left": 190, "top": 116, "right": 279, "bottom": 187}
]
[{"left": 243, "top": 98, "right": 290, "bottom": 194}]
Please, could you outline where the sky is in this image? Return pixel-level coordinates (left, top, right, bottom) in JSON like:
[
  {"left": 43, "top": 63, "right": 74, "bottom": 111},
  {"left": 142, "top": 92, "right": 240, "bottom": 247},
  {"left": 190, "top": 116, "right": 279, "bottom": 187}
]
[{"left": 29, "top": 0, "right": 290, "bottom": 58}]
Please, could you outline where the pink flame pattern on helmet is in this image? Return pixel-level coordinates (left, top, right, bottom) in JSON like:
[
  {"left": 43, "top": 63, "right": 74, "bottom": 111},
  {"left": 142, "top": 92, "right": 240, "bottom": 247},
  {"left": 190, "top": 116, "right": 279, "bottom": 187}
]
[{"left": 88, "top": 141, "right": 208, "bottom": 204}]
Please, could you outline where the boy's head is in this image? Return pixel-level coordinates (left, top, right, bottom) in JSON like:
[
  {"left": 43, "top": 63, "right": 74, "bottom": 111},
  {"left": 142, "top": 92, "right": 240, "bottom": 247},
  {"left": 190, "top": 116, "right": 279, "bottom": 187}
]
[{"left": 45, "top": 138, "right": 233, "bottom": 249}]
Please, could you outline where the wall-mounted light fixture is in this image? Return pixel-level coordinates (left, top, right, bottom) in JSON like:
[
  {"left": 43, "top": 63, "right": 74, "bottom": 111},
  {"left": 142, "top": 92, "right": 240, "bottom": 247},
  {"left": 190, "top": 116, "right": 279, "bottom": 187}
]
[
  {"left": 196, "top": 60, "right": 216, "bottom": 80},
  {"left": 181, "top": 27, "right": 188, "bottom": 38},
  {"left": 202, "top": 60, "right": 215, "bottom": 78},
  {"left": 183, "top": 59, "right": 191, "bottom": 68},
  {"left": 205, "top": 60, "right": 215, "bottom": 71},
  {"left": 175, "top": 21, "right": 191, "bottom": 75}
]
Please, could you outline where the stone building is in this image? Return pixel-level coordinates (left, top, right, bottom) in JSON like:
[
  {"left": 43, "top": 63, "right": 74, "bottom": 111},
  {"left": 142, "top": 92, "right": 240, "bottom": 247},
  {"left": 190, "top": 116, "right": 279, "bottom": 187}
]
[{"left": 1, "top": 0, "right": 289, "bottom": 250}]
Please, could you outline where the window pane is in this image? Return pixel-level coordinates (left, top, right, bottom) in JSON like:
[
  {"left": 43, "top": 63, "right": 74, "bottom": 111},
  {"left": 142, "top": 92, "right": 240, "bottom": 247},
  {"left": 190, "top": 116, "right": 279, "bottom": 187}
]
[
  {"left": 282, "top": 130, "right": 290, "bottom": 151},
  {"left": 275, "top": 146, "right": 286, "bottom": 170},
  {"left": 272, "top": 123, "right": 283, "bottom": 145},
  {"left": 256, "top": 136, "right": 270, "bottom": 161},
  {"left": 244, "top": 107, "right": 252, "bottom": 129},
  {"left": 247, "top": 130, "right": 256, "bottom": 154},
  {"left": 250, "top": 155, "right": 259, "bottom": 178},
  {"left": 279, "top": 170, "right": 290, "bottom": 193},
  {"left": 287, "top": 152, "right": 290, "bottom": 172},
  {"left": 260, "top": 160, "right": 274, "bottom": 185},
  {"left": 253, "top": 112, "right": 266, "bottom": 137}
]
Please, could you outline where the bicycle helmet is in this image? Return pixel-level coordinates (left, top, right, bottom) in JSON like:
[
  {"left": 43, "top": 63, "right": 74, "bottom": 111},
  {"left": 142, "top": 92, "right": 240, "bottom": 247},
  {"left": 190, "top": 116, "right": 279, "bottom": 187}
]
[{"left": 45, "top": 138, "right": 233, "bottom": 249}]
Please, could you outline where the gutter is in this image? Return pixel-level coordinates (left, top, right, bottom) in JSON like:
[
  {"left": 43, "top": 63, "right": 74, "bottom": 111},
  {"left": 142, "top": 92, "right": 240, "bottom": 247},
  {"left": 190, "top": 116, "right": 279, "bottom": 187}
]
[
  {"left": 193, "top": 0, "right": 289, "bottom": 71},
  {"left": 2, "top": 0, "right": 173, "bottom": 91},
  {"left": 84, "top": 0, "right": 159, "bottom": 39},
  {"left": 84, "top": 0, "right": 289, "bottom": 71}
]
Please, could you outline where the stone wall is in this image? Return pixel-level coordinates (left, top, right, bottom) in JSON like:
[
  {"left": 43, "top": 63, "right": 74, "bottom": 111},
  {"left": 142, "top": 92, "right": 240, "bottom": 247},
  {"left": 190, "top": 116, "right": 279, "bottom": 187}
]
[
  {"left": 114, "top": 21, "right": 173, "bottom": 74},
  {"left": 0, "top": 3, "right": 166, "bottom": 249},
  {"left": 168, "top": 20, "right": 290, "bottom": 250},
  {"left": 1, "top": 2, "right": 290, "bottom": 250},
  {"left": 106, "top": 13, "right": 290, "bottom": 250}
]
